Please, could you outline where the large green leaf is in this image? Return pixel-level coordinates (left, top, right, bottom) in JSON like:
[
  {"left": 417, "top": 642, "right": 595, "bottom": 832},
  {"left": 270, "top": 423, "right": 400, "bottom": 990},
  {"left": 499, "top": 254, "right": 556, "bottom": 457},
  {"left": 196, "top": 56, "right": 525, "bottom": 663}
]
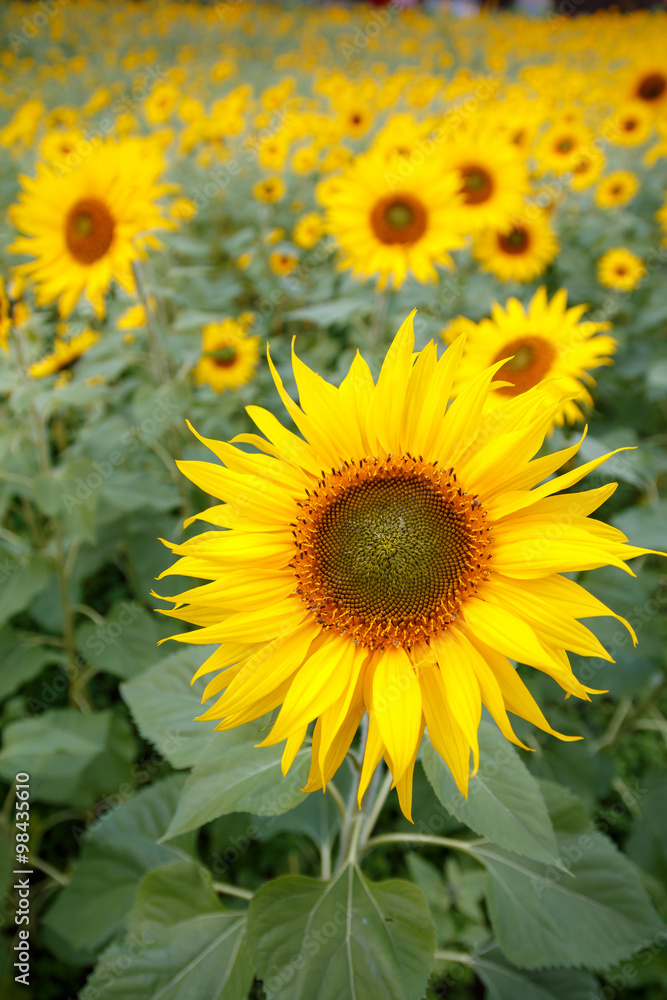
[
  {"left": 0, "top": 626, "right": 66, "bottom": 701},
  {"left": 120, "top": 646, "right": 217, "bottom": 768},
  {"left": 247, "top": 865, "right": 435, "bottom": 1000},
  {"left": 285, "top": 296, "right": 371, "bottom": 326},
  {"left": 163, "top": 718, "right": 311, "bottom": 839},
  {"left": 85, "top": 910, "right": 252, "bottom": 1000},
  {"left": 472, "top": 948, "right": 598, "bottom": 1000},
  {"left": 473, "top": 832, "right": 663, "bottom": 969},
  {"left": 626, "top": 774, "right": 667, "bottom": 885},
  {"left": 42, "top": 775, "right": 194, "bottom": 958},
  {"left": 0, "top": 708, "right": 137, "bottom": 807},
  {"left": 0, "top": 550, "right": 50, "bottom": 629},
  {"left": 75, "top": 601, "right": 164, "bottom": 680},
  {"left": 422, "top": 724, "right": 560, "bottom": 866}
]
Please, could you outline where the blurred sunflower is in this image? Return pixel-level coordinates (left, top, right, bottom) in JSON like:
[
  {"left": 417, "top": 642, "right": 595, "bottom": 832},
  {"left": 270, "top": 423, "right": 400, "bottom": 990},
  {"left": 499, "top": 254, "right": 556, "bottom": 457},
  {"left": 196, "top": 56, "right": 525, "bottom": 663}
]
[
  {"left": 604, "top": 102, "right": 653, "bottom": 147},
  {"left": 293, "top": 212, "right": 324, "bottom": 249},
  {"left": 269, "top": 250, "right": 298, "bottom": 276},
  {"left": 253, "top": 177, "right": 286, "bottom": 203},
  {"left": 29, "top": 328, "right": 99, "bottom": 380},
  {"left": 535, "top": 121, "right": 593, "bottom": 175},
  {"left": 628, "top": 65, "right": 667, "bottom": 110},
  {"left": 194, "top": 317, "right": 260, "bottom": 393},
  {"left": 472, "top": 210, "right": 558, "bottom": 283},
  {"left": 595, "top": 171, "right": 639, "bottom": 208},
  {"left": 441, "top": 128, "right": 529, "bottom": 233},
  {"left": 326, "top": 150, "right": 464, "bottom": 288},
  {"left": 597, "top": 248, "right": 646, "bottom": 291},
  {"left": 9, "top": 137, "right": 172, "bottom": 318},
  {"left": 452, "top": 287, "right": 616, "bottom": 426},
  {"left": 0, "top": 277, "right": 11, "bottom": 351},
  {"left": 158, "top": 313, "right": 649, "bottom": 819}
]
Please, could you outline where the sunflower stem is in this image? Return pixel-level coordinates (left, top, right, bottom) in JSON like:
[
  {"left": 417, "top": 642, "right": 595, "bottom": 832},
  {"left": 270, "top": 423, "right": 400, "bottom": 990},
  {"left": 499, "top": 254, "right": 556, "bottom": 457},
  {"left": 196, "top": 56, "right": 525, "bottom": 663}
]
[
  {"left": 358, "top": 765, "right": 393, "bottom": 850},
  {"left": 132, "top": 259, "right": 170, "bottom": 387},
  {"left": 360, "top": 833, "right": 487, "bottom": 858},
  {"left": 212, "top": 882, "right": 254, "bottom": 901},
  {"left": 368, "top": 286, "right": 392, "bottom": 356}
]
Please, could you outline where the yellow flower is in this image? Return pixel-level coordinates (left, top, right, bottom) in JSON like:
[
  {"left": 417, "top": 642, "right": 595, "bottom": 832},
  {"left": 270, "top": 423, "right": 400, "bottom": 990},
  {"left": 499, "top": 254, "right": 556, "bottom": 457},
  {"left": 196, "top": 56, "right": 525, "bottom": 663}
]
[
  {"left": 293, "top": 212, "right": 324, "bottom": 249},
  {"left": 237, "top": 252, "right": 253, "bottom": 270},
  {"left": 264, "top": 228, "right": 285, "bottom": 246},
  {"left": 569, "top": 145, "right": 606, "bottom": 191},
  {"left": 37, "top": 129, "right": 86, "bottom": 165},
  {"left": 603, "top": 102, "right": 653, "bottom": 147},
  {"left": 144, "top": 82, "right": 179, "bottom": 124},
  {"left": 452, "top": 287, "right": 616, "bottom": 426},
  {"left": 29, "top": 329, "right": 100, "bottom": 379},
  {"left": 0, "top": 277, "right": 11, "bottom": 351},
  {"left": 194, "top": 318, "right": 260, "bottom": 392},
  {"left": 159, "top": 312, "right": 651, "bottom": 820},
  {"left": 595, "top": 171, "right": 639, "bottom": 208},
  {"left": 597, "top": 248, "right": 646, "bottom": 291},
  {"left": 9, "top": 137, "right": 172, "bottom": 318},
  {"left": 326, "top": 150, "right": 464, "bottom": 289},
  {"left": 170, "top": 197, "right": 198, "bottom": 222},
  {"left": 535, "top": 121, "right": 594, "bottom": 175},
  {"left": 116, "top": 303, "right": 148, "bottom": 330},
  {"left": 253, "top": 177, "right": 286, "bottom": 204},
  {"left": 441, "top": 126, "right": 530, "bottom": 233},
  {"left": 269, "top": 250, "right": 298, "bottom": 276},
  {"left": 292, "top": 145, "right": 319, "bottom": 175},
  {"left": 472, "top": 211, "right": 559, "bottom": 283},
  {"left": 628, "top": 65, "right": 667, "bottom": 111}
]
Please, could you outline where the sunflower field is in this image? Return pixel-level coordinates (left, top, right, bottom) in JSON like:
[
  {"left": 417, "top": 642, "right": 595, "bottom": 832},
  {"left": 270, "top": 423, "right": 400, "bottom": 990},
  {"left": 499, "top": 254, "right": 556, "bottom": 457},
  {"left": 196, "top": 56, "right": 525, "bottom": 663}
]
[{"left": 1, "top": 1, "right": 667, "bottom": 998}]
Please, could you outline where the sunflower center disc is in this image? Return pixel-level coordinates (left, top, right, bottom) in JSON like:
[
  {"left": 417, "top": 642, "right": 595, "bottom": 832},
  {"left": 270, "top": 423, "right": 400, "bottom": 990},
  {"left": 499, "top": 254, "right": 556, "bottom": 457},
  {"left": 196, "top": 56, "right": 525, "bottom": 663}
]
[
  {"left": 292, "top": 457, "right": 492, "bottom": 648},
  {"left": 637, "top": 73, "right": 666, "bottom": 102},
  {"left": 494, "top": 335, "right": 556, "bottom": 397},
  {"left": 460, "top": 166, "right": 494, "bottom": 205},
  {"left": 65, "top": 197, "right": 115, "bottom": 264},
  {"left": 498, "top": 227, "right": 529, "bottom": 254},
  {"left": 370, "top": 193, "right": 428, "bottom": 244},
  {"left": 211, "top": 346, "right": 237, "bottom": 368}
]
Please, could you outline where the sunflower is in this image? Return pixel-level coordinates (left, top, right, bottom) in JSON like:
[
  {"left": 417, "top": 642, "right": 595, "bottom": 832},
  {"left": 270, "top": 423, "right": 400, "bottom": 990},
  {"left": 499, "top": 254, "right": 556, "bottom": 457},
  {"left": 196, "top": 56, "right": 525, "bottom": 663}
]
[
  {"left": 326, "top": 150, "right": 464, "bottom": 289},
  {"left": 472, "top": 210, "right": 559, "bottom": 283},
  {"left": 269, "top": 250, "right": 299, "bottom": 276},
  {"left": 441, "top": 128, "right": 529, "bottom": 233},
  {"left": 658, "top": 199, "right": 667, "bottom": 246},
  {"left": 194, "top": 318, "right": 260, "bottom": 393},
  {"left": 253, "top": 177, "right": 286, "bottom": 204},
  {"left": 0, "top": 277, "right": 11, "bottom": 351},
  {"left": 595, "top": 171, "right": 639, "bottom": 209},
  {"left": 603, "top": 101, "right": 653, "bottom": 147},
  {"left": 597, "top": 248, "right": 646, "bottom": 291},
  {"left": 9, "top": 137, "right": 172, "bottom": 318},
  {"left": 293, "top": 212, "right": 324, "bottom": 249},
  {"left": 29, "top": 329, "right": 99, "bottom": 379},
  {"left": 157, "top": 312, "right": 652, "bottom": 820},
  {"left": 535, "top": 121, "right": 593, "bottom": 175},
  {"left": 569, "top": 145, "right": 606, "bottom": 191},
  {"left": 451, "top": 287, "right": 616, "bottom": 426},
  {"left": 628, "top": 65, "right": 667, "bottom": 111}
]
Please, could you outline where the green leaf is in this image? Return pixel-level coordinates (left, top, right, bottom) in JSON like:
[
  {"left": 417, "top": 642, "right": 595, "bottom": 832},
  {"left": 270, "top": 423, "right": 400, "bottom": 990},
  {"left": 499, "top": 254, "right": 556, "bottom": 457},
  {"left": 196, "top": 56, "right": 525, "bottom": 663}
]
[
  {"left": 538, "top": 781, "right": 591, "bottom": 835},
  {"left": 163, "top": 717, "right": 312, "bottom": 839},
  {"left": 0, "top": 827, "right": 13, "bottom": 931},
  {"left": 421, "top": 724, "right": 560, "bottom": 866},
  {"left": 84, "top": 897, "right": 252, "bottom": 1000},
  {"left": 0, "top": 626, "right": 65, "bottom": 701},
  {"left": 100, "top": 471, "right": 180, "bottom": 513},
  {"left": 42, "top": 775, "right": 194, "bottom": 958},
  {"left": 472, "top": 948, "right": 599, "bottom": 1000},
  {"left": 612, "top": 501, "right": 667, "bottom": 551},
  {"left": 473, "top": 832, "right": 663, "bottom": 969},
  {"left": 247, "top": 865, "right": 435, "bottom": 1000},
  {"left": 75, "top": 600, "right": 163, "bottom": 680},
  {"left": 128, "top": 860, "right": 224, "bottom": 937},
  {"left": 0, "top": 708, "right": 137, "bottom": 807},
  {"left": 626, "top": 774, "right": 667, "bottom": 885},
  {"left": 120, "top": 646, "right": 217, "bottom": 768},
  {"left": 285, "top": 296, "right": 371, "bottom": 326},
  {"left": 0, "top": 550, "right": 50, "bottom": 629}
]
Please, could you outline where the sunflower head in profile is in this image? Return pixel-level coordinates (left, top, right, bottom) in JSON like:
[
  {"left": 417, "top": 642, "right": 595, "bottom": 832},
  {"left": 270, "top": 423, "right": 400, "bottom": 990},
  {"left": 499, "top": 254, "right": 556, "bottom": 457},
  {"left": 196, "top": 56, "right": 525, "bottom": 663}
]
[
  {"left": 194, "top": 317, "right": 260, "bottom": 393},
  {"left": 157, "top": 311, "right": 654, "bottom": 820},
  {"left": 441, "top": 126, "right": 530, "bottom": 233},
  {"left": 29, "top": 328, "right": 100, "bottom": 382},
  {"left": 451, "top": 287, "right": 616, "bottom": 427},
  {"left": 472, "top": 210, "right": 559, "bottom": 283},
  {"left": 326, "top": 151, "right": 465, "bottom": 289},
  {"left": 597, "top": 248, "right": 646, "bottom": 292},
  {"left": 9, "top": 137, "right": 173, "bottom": 318}
]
